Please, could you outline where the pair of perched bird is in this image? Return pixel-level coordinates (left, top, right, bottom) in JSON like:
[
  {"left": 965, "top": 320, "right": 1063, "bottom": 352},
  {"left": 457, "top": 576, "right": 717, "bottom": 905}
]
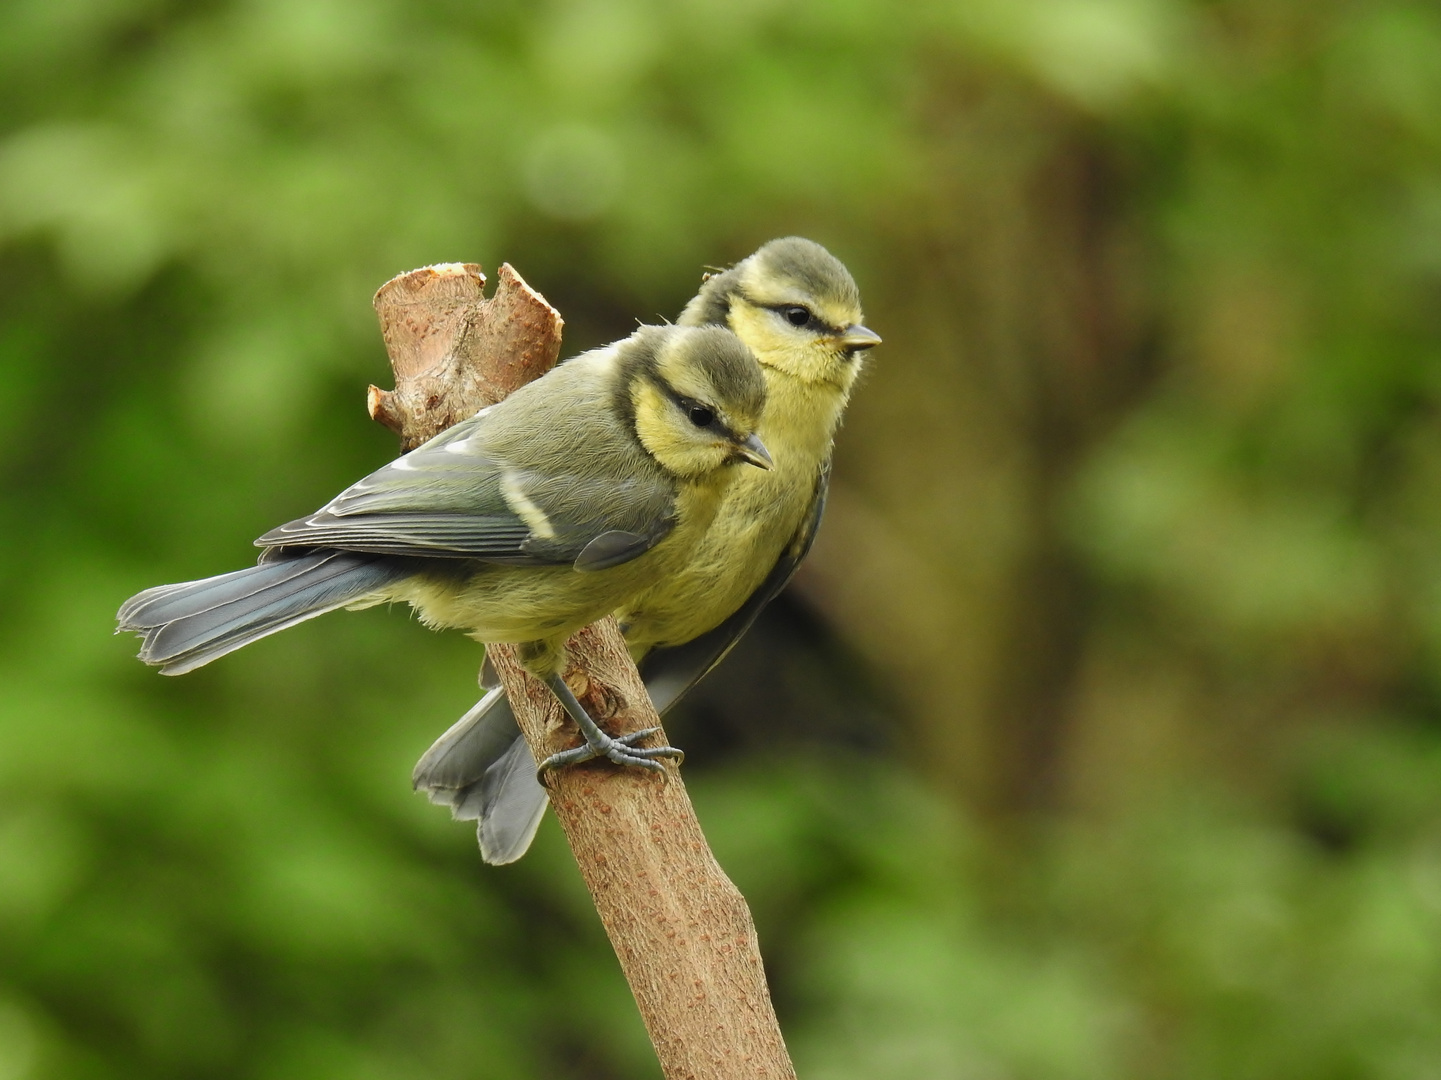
[{"left": 117, "top": 237, "right": 878, "bottom": 864}]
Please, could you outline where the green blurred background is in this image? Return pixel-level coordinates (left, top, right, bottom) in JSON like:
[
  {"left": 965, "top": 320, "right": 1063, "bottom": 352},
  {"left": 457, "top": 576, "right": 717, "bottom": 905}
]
[{"left": 4, "top": 0, "right": 1441, "bottom": 1076}]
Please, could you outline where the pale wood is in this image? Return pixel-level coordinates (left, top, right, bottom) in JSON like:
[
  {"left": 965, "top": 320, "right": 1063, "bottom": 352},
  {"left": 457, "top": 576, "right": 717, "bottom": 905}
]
[
  {"left": 370, "top": 262, "right": 797, "bottom": 1080},
  {"left": 369, "top": 262, "right": 565, "bottom": 451}
]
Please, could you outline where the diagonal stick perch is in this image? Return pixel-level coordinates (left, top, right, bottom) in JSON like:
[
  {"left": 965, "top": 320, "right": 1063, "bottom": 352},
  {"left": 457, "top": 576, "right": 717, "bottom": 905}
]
[{"left": 371, "top": 262, "right": 797, "bottom": 1080}]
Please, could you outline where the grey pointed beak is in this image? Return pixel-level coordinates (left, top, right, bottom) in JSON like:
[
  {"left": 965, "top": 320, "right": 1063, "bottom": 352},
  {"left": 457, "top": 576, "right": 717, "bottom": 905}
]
[
  {"left": 840, "top": 324, "right": 882, "bottom": 351},
  {"left": 735, "top": 432, "right": 774, "bottom": 470}
]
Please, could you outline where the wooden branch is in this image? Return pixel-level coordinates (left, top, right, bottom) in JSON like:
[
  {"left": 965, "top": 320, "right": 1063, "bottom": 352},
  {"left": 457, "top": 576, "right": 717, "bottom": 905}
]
[
  {"left": 371, "top": 263, "right": 796, "bottom": 1080},
  {"left": 370, "top": 262, "right": 564, "bottom": 451}
]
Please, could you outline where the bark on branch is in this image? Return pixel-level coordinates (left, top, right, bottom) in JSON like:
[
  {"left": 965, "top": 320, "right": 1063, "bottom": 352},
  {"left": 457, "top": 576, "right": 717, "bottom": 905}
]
[{"left": 370, "top": 262, "right": 796, "bottom": 1080}]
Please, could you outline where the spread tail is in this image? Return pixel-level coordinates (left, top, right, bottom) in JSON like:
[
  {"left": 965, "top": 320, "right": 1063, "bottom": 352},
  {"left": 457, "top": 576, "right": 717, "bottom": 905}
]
[{"left": 412, "top": 688, "right": 549, "bottom": 865}]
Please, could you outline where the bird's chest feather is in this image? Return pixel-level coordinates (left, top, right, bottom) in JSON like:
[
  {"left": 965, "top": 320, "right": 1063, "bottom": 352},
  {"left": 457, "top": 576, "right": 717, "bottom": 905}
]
[{"left": 618, "top": 373, "right": 847, "bottom": 651}]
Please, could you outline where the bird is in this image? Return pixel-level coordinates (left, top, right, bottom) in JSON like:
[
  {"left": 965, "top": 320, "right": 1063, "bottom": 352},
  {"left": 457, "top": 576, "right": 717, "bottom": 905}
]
[
  {"left": 413, "top": 237, "right": 880, "bottom": 861},
  {"left": 117, "top": 323, "right": 773, "bottom": 774}
]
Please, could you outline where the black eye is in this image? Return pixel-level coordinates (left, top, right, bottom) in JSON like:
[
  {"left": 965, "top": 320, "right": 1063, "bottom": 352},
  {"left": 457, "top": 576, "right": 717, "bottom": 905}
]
[
  {"left": 688, "top": 405, "right": 715, "bottom": 428},
  {"left": 783, "top": 306, "right": 812, "bottom": 327}
]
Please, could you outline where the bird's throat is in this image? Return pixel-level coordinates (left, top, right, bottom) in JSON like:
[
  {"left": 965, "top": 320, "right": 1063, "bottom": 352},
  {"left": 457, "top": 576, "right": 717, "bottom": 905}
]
[{"left": 759, "top": 366, "right": 851, "bottom": 468}]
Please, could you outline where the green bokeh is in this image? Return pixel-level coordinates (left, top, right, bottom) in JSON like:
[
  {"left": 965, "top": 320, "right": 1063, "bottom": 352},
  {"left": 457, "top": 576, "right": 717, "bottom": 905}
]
[{"left": 4, "top": 1, "right": 1441, "bottom": 1077}]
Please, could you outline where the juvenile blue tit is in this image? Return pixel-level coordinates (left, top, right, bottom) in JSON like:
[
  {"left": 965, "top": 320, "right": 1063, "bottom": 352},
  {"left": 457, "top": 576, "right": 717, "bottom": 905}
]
[
  {"left": 117, "top": 324, "right": 772, "bottom": 774},
  {"left": 414, "top": 238, "right": 880, "bottom": 861}
]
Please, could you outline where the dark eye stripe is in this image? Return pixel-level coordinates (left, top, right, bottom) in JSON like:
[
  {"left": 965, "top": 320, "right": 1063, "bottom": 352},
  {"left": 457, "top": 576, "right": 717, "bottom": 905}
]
[
  {"left": 771, "top": 305, "right": 842, "bottom": 335},
  {"left": 656, "top": 379, "right": 738, "bottom": 441},
  {"left": 733, "top": 287, "right": 844, "bottom": 335}
]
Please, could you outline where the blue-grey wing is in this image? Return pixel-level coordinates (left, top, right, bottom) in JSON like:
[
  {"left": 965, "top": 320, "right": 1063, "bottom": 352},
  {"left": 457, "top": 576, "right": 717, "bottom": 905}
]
[
  {"left": 637, "top": 461, "right": 830, "bottom": 713},
  {"left": 256, "top": 407, "right": 676, "bottom": 568}
]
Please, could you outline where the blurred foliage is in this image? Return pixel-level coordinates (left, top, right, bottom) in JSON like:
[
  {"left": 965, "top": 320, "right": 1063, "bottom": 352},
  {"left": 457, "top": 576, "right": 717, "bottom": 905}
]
[{"left": 3, "top": 0, "right": 1441, "bottom": 1077}]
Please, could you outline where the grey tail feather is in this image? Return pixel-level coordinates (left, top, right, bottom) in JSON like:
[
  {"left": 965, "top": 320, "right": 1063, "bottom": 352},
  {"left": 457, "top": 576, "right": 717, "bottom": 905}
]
[
  {"left": 478, "top": 736, "right": 549, "bottom": 864},
  {"left": 412, "top": 687, "right": 549, "bottom": 865},
  {"left": 117, "top": 551, "right": 406, "bottom": 676}
]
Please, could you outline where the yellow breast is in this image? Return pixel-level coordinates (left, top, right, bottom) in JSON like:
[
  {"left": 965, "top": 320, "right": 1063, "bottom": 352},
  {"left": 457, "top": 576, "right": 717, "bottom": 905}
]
[{"left": 616, "top": 367, "right": 850, "bottom": 653}]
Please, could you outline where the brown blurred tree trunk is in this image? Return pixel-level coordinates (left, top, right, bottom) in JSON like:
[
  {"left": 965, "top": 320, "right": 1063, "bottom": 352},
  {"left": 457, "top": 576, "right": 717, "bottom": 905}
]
[{"left": 797, "top": 77, "right": 1154, "bottom": 822}]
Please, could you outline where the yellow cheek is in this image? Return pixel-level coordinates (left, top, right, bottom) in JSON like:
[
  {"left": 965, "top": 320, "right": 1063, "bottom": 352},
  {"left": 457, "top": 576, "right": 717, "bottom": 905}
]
[
  {"left": 728, "top": 305, "right": 793, "bottom": 361},
  {"left": 633, "top": 383, "right": 729, "bottom": 477},
  {"left": 728, "top": 305, "right": 857, "bottom": 390}
]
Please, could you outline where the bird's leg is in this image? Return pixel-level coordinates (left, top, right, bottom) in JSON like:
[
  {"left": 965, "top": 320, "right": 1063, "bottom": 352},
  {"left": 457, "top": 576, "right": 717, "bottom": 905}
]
[{"left": 537, "top": 672, "right": 684, "bottom": 777}]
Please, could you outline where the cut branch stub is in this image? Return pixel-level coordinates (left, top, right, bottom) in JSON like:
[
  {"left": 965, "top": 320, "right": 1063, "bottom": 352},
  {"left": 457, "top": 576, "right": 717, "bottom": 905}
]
[{"left": 369, "top": 262, "right": 564, "bottom": 451}]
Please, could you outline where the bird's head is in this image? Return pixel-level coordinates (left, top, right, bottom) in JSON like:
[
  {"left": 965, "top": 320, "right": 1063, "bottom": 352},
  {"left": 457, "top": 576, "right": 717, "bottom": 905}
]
[
  {"left": 679, "top": 237, "right": 881, "bottom": 389},
  {"left": 625, "top": 325, "right": 772, "bottom": 479}
]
